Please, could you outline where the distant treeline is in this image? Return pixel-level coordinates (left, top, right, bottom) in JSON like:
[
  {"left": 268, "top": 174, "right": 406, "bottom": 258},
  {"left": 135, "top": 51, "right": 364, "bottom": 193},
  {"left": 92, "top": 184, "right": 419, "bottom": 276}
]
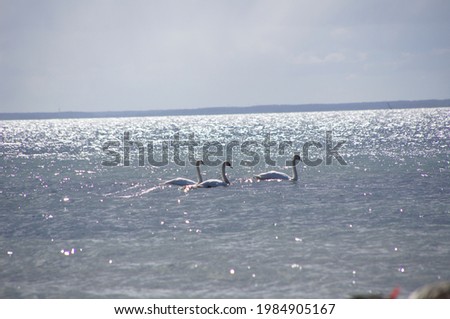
[{"left": 1, "top": 99, "right": 449, "bottom": 120}]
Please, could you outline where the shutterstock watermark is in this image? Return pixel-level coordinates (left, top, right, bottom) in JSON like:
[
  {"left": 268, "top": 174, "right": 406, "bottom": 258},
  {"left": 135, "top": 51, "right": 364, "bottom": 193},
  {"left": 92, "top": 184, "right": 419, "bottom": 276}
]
[{"left": 101, "top": 131, "right": 347, "bottom": 167}]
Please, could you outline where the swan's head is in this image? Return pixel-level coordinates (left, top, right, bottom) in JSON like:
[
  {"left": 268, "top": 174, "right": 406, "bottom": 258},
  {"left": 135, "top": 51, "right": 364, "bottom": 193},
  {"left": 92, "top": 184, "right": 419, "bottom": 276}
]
[
  {"left": 224, "top": 161, "right": 233, "bottom": 168},
  {"left": 195, "top": 160, "right": 205, "bottom": 166},
  {"left": 293, "top": 154, "right": 302, "bottom": 163}
]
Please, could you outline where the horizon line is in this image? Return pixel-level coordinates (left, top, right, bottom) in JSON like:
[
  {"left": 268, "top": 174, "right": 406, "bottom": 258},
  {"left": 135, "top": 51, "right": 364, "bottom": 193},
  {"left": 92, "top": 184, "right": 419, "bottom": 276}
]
[{"left": 1, "top": 98, "right": 449, "bottom": 120}]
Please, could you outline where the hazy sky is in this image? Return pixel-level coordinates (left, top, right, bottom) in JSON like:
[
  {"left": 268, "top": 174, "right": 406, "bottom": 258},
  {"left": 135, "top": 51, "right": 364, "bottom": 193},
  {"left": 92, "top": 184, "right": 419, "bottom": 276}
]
[{"left": 1, "top": 0, "right": 449, "bottom": 113}]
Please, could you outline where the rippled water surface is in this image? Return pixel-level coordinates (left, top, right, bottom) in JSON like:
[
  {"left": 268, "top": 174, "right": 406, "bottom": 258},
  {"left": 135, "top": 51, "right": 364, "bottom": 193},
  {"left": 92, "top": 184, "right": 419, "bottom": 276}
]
[{"left": 1, "top": 108, "right": 449, "bottom": 298}]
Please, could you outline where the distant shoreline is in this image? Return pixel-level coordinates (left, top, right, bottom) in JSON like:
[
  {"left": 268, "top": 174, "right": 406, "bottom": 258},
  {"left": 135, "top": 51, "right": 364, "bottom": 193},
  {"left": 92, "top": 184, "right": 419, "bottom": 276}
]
[{"left": 1, "top": 99, "right": 449, "bottom": 120}]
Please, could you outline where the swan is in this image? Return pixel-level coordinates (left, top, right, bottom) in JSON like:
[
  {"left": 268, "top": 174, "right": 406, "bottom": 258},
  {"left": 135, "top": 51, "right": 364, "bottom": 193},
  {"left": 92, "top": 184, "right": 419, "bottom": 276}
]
[
  {"left": 163, "top": 160, "right": 204, "bottom": 186},
  {"left": 196, "top": 161, "right": 232, "bottom": 188},
  {"left": 254, "top": 155, "right": 301, "bottom": 181}
]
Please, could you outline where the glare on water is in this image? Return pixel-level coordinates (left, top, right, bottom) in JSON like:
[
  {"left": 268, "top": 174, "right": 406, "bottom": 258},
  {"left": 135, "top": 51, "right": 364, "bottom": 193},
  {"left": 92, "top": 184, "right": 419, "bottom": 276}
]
[{"left": 0, "top": 108, "right": 449, "bottom": 298}]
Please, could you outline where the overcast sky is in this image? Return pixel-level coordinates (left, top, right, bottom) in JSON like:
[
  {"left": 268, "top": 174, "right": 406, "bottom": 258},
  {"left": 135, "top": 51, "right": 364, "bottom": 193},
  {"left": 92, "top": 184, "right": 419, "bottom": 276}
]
[{"left": 1, "top": 0, "right": 449, "bottom": 113}]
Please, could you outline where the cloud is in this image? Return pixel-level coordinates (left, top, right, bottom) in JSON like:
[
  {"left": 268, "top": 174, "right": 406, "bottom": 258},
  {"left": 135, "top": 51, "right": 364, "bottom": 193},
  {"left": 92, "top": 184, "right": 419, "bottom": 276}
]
[
  {"left": 344, "top": 73, "right": 358, "bottom": 80},
  {"left": 330, "top": 27, "right": 354, "bottom": 41},
  {"left": 1, "top": 0, "right": 450, "bottom": 112},
  {"left": 293, "top": 52, "right": 346, "bottom": 65},
  {"left": 432, "top": 48, "right": 450, "bottom": 56}
]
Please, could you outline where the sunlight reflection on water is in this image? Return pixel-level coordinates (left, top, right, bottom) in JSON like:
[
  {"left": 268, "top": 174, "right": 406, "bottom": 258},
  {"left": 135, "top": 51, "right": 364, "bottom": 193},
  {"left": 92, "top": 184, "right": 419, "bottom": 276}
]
[{"left": 0, "top": 108, "right": 449, "bottom": 298}]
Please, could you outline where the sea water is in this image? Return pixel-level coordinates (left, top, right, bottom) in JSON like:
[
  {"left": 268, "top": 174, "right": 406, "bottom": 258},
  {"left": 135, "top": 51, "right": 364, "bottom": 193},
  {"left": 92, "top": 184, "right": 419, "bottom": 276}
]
[{"left": 0, "top": 108, "right": 449, "bottom": 298}]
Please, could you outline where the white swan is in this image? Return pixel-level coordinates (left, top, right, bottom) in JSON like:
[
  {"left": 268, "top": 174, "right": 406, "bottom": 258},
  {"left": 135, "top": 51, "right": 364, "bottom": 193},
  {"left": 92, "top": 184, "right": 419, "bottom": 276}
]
[
  {"left": 164, "top": 160, "right": 204, "bottom": 186},
  {"left": 196, "top": 161, "right": 232, "bottom": 188},
  {"left": 254, "top": 155, "right": 301, "bottom": 181}
]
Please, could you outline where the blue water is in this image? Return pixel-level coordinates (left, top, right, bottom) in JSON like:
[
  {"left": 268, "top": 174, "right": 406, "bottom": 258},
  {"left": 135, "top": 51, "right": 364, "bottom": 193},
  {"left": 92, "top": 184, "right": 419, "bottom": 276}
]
[{"left": 1, "top": 108, "right": 449, "bottom": 298}]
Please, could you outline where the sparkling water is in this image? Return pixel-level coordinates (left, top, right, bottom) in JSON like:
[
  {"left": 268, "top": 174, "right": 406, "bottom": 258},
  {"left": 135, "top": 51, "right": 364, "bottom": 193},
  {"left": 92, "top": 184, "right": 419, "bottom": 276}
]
[{"left": 1, "top": 108, "right": 449, "bottom": 298}]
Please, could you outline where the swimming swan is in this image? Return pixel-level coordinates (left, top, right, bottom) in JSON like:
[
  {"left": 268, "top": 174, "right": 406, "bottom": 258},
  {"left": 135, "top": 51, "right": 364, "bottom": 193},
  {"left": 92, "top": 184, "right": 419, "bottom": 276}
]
[
  {"left": 196, "top": 161, "right": 232, "bottom": 188},
  {"left": 164, "top": 160, "right": 204, "bottom": 186},
  {"left": 254, "top": 155, "right": 301, "bottom": 181}
]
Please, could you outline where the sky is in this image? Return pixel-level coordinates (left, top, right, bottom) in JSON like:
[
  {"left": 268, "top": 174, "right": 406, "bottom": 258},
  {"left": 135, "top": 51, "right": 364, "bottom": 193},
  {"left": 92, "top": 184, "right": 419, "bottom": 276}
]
[{"left": 1, "top": 0, "right": 450, "bottom": 113}]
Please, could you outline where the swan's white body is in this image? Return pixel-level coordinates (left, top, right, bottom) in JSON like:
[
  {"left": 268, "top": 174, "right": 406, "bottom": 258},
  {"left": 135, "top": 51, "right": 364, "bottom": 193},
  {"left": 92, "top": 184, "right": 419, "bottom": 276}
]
[
  {"left": 255, "top": 171, "right": 290, "bottom": 180},
  {"left": 196, "top": 161, "right": 232, "bottom": 188},
  {"left": 197, "top": 179, "right": 228, "bottom": 188},
  {"left": 254, "top": 155, "right": 301, "bottom": 181},
  {"left": 164, "top": 160, "right": 203, "bottom": 186},
  {"left": 164, "top": 177, "right": 197, "bottom": 186}
]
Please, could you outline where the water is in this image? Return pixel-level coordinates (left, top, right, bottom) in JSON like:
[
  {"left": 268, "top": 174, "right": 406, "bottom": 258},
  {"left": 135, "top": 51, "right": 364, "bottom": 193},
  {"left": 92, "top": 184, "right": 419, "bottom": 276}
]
[{"left": 1, "top": 108, "right": 449, "bottom": 298}]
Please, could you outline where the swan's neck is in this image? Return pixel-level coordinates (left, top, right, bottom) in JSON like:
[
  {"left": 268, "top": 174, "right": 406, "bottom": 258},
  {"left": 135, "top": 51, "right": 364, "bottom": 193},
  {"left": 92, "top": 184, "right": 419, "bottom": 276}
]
[
  {"left": 291, "top": 159, "right": 299, "bottom": 181},
  {"left": 196, "top": 165, "right": 203, "bottom": 183},
  {"left": 221, "top": 163, "right": 230, "bottom": 184}
]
